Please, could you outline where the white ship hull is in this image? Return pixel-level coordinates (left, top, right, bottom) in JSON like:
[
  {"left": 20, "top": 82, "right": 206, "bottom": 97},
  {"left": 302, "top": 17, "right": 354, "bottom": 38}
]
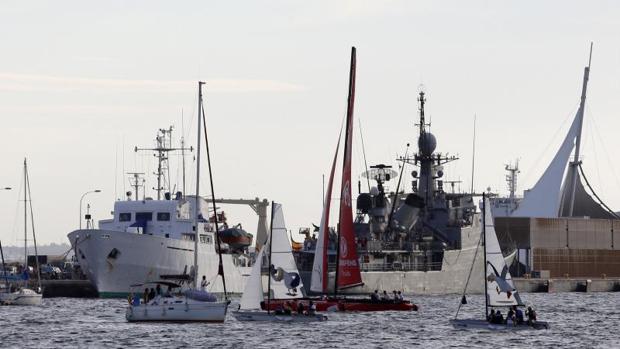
[{"left": 68, "top": 229, "right": 251, "bottom": 298}]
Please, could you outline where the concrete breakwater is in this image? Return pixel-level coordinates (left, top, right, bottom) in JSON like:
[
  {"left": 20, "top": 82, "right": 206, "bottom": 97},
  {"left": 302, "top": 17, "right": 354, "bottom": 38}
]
[{"left": 514, "top": 278, "right": 620, "bottom": 293}]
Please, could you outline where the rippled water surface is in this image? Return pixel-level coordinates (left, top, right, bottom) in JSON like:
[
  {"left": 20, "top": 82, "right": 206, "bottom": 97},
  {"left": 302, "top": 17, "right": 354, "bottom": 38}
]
[{"left": 1, "top": 293, "right": 618, "bottom": 348}]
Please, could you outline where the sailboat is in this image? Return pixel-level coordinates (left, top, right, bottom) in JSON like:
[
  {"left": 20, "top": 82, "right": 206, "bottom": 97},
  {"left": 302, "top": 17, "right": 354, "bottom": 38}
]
[
  {"left": 450, "top": 194, "right": 549, "bottom": 330},
  {"left": 233, "top": 202, "right": 327, "bottom": 322},
  {"left": 265, "top": 47, "right": 416, "bottom": 312},
  {"left": 0, "top": 159, "right": 43, "bottom": 306},
  {"left": 125, "top": 81, "right": 230, "bottom": 322}
]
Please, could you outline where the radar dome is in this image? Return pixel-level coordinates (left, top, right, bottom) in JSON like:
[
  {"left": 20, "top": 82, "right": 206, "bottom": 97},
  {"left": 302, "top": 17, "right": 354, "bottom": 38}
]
[{"left": 418, "top": 132, "right": 437, "bottom": 156}]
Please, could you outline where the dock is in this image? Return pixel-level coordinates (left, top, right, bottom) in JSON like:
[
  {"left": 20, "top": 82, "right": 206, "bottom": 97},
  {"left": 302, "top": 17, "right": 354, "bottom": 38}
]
[
  {"left": 40, "top": 280, "right": 98, "bottom": 298},
  {"left": 514, "top": 278, "right": 620, "bottom": 293}
]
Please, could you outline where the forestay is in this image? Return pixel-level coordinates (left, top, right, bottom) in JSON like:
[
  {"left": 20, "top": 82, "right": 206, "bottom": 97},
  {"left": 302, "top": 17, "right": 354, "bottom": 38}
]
[{"left": 484, "top": 198, "right": 523, "bottom": 307}]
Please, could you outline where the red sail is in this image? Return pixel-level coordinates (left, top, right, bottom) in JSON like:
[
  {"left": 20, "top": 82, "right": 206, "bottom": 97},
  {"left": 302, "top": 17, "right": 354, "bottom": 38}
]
[
  {"left": 310, "top": 127, "right": 342, "bottom": 293},
  {"left": 337, "top": 47, "right": 363, "bottom": 290}
]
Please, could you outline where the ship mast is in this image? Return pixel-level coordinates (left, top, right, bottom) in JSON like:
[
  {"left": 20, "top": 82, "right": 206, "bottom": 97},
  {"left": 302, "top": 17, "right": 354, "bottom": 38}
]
[
  {"left": 135, "top": 126, "right": 192, "bottom": 200},
  {"left": 566, "top": 42, "right": 593, "bottom": 216}
]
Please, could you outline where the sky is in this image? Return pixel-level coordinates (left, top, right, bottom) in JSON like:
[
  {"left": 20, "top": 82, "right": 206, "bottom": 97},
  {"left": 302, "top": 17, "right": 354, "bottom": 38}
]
[{"left": 1, "top": 1, "right": 620, "bottom": 245}]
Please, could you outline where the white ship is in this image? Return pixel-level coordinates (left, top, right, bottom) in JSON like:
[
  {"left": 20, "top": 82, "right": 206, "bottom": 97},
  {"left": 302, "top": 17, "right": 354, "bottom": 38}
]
[{"left": 68, "top": 127, "right": 269, "bottom": 298}]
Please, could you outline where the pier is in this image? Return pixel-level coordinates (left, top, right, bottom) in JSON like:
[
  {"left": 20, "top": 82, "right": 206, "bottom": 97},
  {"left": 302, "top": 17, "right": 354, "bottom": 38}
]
[{"left": 514, "top": 277, "right": 620, "bottom": 293}]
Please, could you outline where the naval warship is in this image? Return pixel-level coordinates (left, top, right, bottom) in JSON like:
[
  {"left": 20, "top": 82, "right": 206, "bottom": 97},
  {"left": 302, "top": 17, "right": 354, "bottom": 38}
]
[{"left": 295, "top": 90, "right": 501, "bottom": 295}]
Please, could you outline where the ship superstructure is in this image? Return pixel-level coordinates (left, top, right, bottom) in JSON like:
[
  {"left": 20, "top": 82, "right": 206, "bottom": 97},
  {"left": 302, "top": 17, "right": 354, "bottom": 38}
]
[{"left": 68, "top": 127, "right": 268, "bottom": 297}]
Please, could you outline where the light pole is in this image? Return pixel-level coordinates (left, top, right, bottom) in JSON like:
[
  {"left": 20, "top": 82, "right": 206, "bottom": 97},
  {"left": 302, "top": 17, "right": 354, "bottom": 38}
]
[{"left": 79, "top": 190, "right": 101, "bottom": 229}]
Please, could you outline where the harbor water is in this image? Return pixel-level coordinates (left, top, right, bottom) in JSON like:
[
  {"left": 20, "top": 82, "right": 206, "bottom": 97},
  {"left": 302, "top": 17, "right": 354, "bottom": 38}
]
[{"left": 0, "top": 293, "right": 618, "bottom": 348}]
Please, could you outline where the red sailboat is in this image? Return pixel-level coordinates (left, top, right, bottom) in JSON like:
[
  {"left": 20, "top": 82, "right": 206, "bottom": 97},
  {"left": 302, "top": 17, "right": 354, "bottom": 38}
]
[{"left": 263, "top": 47, "right": 417, "bottom": 312}]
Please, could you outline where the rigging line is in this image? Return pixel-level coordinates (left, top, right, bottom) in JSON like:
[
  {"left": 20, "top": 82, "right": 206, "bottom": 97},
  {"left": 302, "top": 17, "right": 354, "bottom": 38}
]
[
  {"left": 520, "top": 105, "right": 576, "bottom": 186},
  {"left": 25, "top": 163, "right": 42, "bottom": 289},
  {"left": 358, "top": 118, "right": 371, "bottom": 192},
  {"left": 587, "top": 103, "right": 620, "bottom": 194},
  {"left": 454, "top": 217, "right": 482, "bottom": 319},
  {"left": 201, "top": 95, "right": 228, "bottom": 299},
  {"left": 577, "top": 164, "right": 620, "bottom": 219}
]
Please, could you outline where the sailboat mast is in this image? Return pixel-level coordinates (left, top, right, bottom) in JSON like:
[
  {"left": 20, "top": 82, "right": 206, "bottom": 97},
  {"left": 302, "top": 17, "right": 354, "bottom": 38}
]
[
  {"left": 0, "top": 240, "right": 8, "bottom": 289},
  {"left": 201, "top": 83, "right": 228, "bottom": 299},
  {"left": 334, "top": 46, "right": 357, "bottom": 297},
  {"left": 482, "top": 193, "right": 489, "bottom": 319},
  {"left": 193, "top": 82, "right": 204, "bottom": 289},
  {"left": 567, "top": 42, "right": 593, "bottom": 216},
  {"left": 23, "top": 159, "right": 27, "bottom": 270},
  {"left": 267, "top": 202, "right": 275, "bottom": 315}
]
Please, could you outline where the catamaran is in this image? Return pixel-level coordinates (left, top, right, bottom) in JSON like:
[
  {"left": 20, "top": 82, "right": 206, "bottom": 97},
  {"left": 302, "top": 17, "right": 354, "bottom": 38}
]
[
  {"left": 450, "top": 194, "right": 549, "bottom": 330},
  {"left": 265, "top": 47, "right": 416, "bottom": 312},
  {"left": 125, "top": 81, "right": 230, "bottom": 322},
  {"left": 233, "top": 202, "right": 327, "bottom": 322},
  {"left": 0, "top": 159, "right": 43, "bottom": 306}
]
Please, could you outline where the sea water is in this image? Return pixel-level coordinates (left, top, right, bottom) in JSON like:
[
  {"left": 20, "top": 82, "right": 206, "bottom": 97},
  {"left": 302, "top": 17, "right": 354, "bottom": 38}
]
[{"left": 0, "top": 293, "right": 618, "bottom": 348}]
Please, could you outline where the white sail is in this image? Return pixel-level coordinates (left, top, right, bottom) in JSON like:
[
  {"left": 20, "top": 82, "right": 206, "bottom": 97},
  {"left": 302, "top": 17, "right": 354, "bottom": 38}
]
[
  {"left": 483, "top": 198, "right": 523, "bottom": 307},
  {"left": 310, "top": 204, "right": 328, "bottom": 293},
  {"left": 239, "top": 245, "right": 265, "bottom": 310},
  {"left": 511, "top": 113, "right": 579, "bottom": 218},
  {"left": 269, "top": 203, "right": 304, "bottom": 299}
]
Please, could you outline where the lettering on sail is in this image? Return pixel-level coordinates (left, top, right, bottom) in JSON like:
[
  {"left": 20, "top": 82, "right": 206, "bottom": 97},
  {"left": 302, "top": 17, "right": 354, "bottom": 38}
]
[{"left": 342, "top": 181, "right": 351, "bottom": 207}]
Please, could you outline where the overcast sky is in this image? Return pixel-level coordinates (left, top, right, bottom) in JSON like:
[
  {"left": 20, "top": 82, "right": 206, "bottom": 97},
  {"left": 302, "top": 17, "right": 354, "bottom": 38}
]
[{"left": 1, "top": 1, "right": 620, "bottom": 245}]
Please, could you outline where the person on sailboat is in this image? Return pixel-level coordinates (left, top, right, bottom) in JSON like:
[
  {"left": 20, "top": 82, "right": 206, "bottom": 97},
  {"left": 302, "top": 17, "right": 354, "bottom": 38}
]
[
  {"left": 308, "top": 301, "right": 317, "bottom": 315},
  {"left": 297, "top": 301, "right": 305, "bottom": 315},
  {"left": 514, "top": 306, "right": 524, "bottom": 324},
  {"left": 506, "top": 307, "right": 515, "bottom": 326},
  {"left": 200, "top": 275, "right": 209, "bottom": 291},
  {"left": 526, "top": 307, "right": 537, "bottom": 325},
  {"left": 370, "top": 290, "right": 380, "bottom": 302},
  {"left": 397, "top": 291, "right": 404, "bottom": 301},
  {"left": 488, "top": 309, "right": 496, "bottom": 322},
  {"left": 283, "top": 301, "right": 293, "bottom": 315},
  {"left": 492, "top": 310, "right": 504, "bottom": 324},
  {"left": 381, "top": 290, "right": 390, "bottom": 301}
]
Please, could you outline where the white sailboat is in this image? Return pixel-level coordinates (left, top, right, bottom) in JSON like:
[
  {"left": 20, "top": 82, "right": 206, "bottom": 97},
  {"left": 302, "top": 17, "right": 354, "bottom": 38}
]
[
  {"left": 125, "top": 81, "right": 229, "bottom": 322},
  {"left": 0, "top": 159, "right": 43, "bottom": 306},
  {"left": 233, "top": 202, "right": 327, "bottom": 322},
  {"left": 451, "top": 194, "right": 549, "bottom": 330}
]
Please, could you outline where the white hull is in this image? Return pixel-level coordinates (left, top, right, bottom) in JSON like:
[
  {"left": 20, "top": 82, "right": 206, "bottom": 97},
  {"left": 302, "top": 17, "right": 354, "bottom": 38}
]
[
  {"left": 450, "top": 319, "right": 550, "bottom": 330},
  {"left": 126, "top": 301, "right": 229, "bottom": 322},
  {"left": 232, "top": 310, "right": 327, "bottom": 322},
  {"left": 68, "top": 229, "right": 251, "bottom": 297},
  {"left": 0, "top": 289, "right": 43, "bottom": 306}
]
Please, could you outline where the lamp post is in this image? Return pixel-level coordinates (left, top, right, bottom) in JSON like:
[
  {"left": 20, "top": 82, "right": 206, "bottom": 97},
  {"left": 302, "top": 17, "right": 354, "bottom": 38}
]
[{"left": 79, "top": 190, "right": 101, "bottom": 229}]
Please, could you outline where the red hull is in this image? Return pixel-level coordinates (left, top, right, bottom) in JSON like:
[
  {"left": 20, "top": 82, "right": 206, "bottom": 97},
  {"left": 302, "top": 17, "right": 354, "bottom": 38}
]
[{"left": 261, "top": 298, "right": 418, "bottom": 312}]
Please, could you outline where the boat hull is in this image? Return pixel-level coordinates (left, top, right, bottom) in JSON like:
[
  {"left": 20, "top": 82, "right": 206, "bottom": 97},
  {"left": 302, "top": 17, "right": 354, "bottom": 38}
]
[
  {"left": 450, "top": 319, "right": 550, "bottom": 330},
  {"left": 0, "top": 289, "right": 43, "bottom": 306},
  {"left": 68, "top": 229, "right": 250, "bottom": 298},
  {"left": 300, "top": 224, "right": 492, "bottom": 295},
  {"left": 262, "top": 298, "right": 417, "bottom": 312},
  {"left": 232, "top": 310, "right": 327, "bottom": 322},
  {"left": 126, "top": 301, "right": 229, "bottom": 322}
]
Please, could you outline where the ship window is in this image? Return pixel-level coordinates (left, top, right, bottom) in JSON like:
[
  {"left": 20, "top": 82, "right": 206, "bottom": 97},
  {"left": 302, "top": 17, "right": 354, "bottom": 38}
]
[
  {"left": 200, "top": 234, "right": 212, "bottom": 244},
  {"left": 157, "top": 212, "right": 171, "bottom": 221},
  {"left": 119, "top": 213, "right": 131, "bottom": 222},
  {"left": 136, "top": 212, "right": 153, "bottom": 221}
]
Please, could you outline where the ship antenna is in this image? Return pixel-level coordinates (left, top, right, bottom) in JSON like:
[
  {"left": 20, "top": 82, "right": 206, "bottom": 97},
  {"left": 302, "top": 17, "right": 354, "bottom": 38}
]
[
  {"left": 358, "top": 118, "right": 371, "bottom": 192},
  {"left": 470, "top": 114, "right": 476, "bottom": 194}
]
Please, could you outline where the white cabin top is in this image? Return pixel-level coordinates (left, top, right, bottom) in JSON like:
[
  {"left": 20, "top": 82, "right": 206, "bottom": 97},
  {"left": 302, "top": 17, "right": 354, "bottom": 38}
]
[{"left": 98, "top": 195, "right": 217, "bottom": 243}]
